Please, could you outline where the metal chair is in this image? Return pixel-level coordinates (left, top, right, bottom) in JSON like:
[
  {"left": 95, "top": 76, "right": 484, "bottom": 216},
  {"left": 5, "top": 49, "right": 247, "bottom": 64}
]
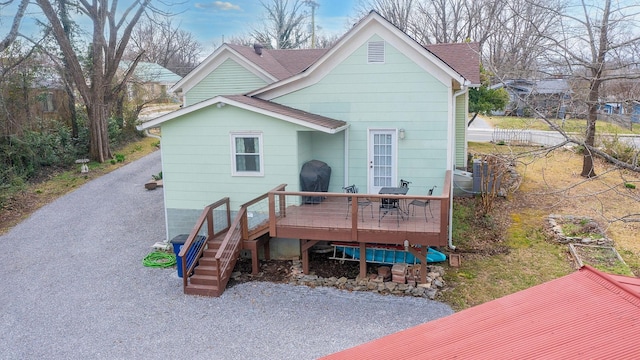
[
  {"left": 399, "top": 179, "right": 411, "bottom": 212},
  {"left": 343, "top": 185, "right": 372, "bottom": 221},
  {"left": 408, "top": 186, "right": 437, "bottom": 222},
  {"left": 378, "top": 196, "right": 402, "bottom": 227}
]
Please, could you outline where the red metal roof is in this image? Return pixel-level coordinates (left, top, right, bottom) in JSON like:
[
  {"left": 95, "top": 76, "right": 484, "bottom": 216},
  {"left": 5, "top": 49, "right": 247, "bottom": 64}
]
[{"left": 322, "top": 266, "right": 640, "bottom": 360}]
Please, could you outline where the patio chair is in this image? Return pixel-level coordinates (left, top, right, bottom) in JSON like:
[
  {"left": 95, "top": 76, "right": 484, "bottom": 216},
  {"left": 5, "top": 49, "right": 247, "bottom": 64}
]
[
  {"left": 343, "top": 185, "right": 373, "bottom": 221},
  {"left": 378, "top": 196, "right": 402, "bottom": 228},
  {"left": 399, "top": 179, "right": 411, "bottom": 211},
  {"left": 408, "top": 186, "right": 437, "bottom": 222}
]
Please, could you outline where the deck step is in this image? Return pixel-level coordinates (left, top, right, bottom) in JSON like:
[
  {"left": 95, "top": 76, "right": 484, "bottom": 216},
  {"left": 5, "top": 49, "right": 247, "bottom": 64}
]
[
  {"left": 184, "top": 283, "right": 221, "bottom": 297},
  {"left": 190, "top": 274, "right": 220, "bottom": 286},
  {"left": 193, "top": 265, "right": 219, "bottom": 276}
]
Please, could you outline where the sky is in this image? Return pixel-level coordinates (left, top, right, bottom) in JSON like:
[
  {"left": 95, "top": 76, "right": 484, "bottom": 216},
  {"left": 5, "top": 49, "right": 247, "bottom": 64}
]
[
  {"left": 171, "top": 0, "right": 358, "bottom": 49},
  {"left": 1, "top": 0, "right": 359, "bottom": 54}
]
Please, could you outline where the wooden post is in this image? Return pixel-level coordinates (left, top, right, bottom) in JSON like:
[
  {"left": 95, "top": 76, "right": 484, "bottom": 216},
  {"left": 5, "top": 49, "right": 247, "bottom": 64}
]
[
  {"left": 351, "top": 199, "right": 358, "bottom": 241},
  {"left": 359, "top": 242, "right": 367, "bottom": 279},
  {"left": 407, "top": 246, "right": 428, "bottom": 284},
  {"left": 301, "top": 239, "right": 319, "bottom": 275},
  {"left": 268, "top": 192, "right": 277, "bottom": 237}
]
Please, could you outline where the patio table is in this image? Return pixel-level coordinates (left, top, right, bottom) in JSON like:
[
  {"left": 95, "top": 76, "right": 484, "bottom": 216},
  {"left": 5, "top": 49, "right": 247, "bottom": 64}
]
[{"left": 378, "top": 187, "right": 408, "bottom": 225}]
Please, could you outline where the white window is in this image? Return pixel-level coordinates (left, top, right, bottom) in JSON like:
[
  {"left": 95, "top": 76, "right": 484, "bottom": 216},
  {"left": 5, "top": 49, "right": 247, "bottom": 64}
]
[
  {"left": 231, "top": 132, "right": 264, "bottom": 176},
  {"left": 367, "top": 41, "right": 385, "bottom": 64}
]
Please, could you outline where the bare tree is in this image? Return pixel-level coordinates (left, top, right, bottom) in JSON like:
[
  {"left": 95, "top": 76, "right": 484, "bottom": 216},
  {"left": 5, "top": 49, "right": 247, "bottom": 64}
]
[
  {"left": 252, "top": 0, "right": 310, "bottom": 49},
  {"left": 126, "top": 13, "right": 202, "bottom": 77},
  {"left": 355, "top": 0, "right": 415, "bottom": 34},
  {"left": 535, "top": 0, "right": 640, "bottom": 177},
  {"left": 483, "top": 0, "right": 562, "bottom": 79},
  {"left": 0, "top": 0, "right": 29, "bottom": 52},
  {"left": 35, "top": 0, "right": 151, "bottom": 162}
]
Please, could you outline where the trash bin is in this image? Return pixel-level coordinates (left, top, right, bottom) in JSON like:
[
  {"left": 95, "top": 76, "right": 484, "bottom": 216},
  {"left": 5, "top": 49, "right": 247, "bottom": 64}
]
[{"left": 170, "top": 234, "right": 206, "bottom": 278}]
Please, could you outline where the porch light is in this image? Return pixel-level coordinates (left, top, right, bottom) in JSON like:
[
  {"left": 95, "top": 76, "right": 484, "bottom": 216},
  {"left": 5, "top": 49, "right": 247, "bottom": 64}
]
[{"left": 399, "top": 128, "right": 406, "bottom": 140}]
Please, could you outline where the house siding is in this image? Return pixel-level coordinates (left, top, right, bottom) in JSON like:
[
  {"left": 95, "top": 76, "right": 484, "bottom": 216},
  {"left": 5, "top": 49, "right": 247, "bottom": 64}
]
[
  {"left": 455, "top": 92, "right": 468, "bottom": 169},
  {"left": 275, "top": 36, "right": 449, "bottom": 194},
  {"left": 161, "top": 104, "right": 311, "bottom": 238},
  {"left": 185, "top": 59, "right": 268, "bottom": 106}
]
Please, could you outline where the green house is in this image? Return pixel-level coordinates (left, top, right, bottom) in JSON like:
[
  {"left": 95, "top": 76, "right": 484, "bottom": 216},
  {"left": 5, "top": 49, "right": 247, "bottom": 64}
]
[{"left": 139, "top": 11, "right": 479, "bottom": 279}]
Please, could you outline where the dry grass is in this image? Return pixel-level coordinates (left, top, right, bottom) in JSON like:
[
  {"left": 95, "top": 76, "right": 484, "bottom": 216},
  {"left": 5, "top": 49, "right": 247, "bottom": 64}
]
[{"left": 441, "top": 142, "right": 640, "bottom": 310}]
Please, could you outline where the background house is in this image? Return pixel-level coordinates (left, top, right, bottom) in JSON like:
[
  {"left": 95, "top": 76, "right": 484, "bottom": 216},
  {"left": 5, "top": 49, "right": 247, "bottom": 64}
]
[
  {"left": 491, "top": 78, "right": 571, "bottom": 119},
  {"left": 120, "top": 61, "right": 182, "bottom": 104},
  {"left": 139, "top": 11, "right": 479, "bottom": 258}
]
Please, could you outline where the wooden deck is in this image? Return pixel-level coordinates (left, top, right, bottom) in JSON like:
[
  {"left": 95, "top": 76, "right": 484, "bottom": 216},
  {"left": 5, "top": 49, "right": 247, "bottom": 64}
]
[
  {"left": 268, "top": 171, "right": 451, "bottom": 248},
  {"left": 267, "top": 172, "right": 451, "bottom": 283},
  {"left": 273, "top": 196, "right": 446, "bottom": 245}
]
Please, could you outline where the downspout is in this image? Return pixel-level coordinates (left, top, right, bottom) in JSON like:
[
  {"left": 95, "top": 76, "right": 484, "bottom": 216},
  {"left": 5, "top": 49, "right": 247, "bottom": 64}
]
[
  {"left": 344, "top": 127, "right": 350, "bottom": 187},
  {"left": 449, "top": 85, "right": 468, "bottom": 250}
]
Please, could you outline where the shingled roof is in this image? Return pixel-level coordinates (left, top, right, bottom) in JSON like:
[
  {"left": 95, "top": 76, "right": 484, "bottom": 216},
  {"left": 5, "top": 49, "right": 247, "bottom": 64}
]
[
  {"left": 227, "top": 44, "right": 328, "bottom": 81},
  {"left": 425, "top": 42, "right": 481, "bottom": 86},
  {"left": 227, "top": 41, "right": 479, "bottom": 86},
  {"left": 223, "top": 94, "right": 347, "bottom": 131},
  {"left": 323, "top": 266, "right": 640, "bottom": 359}
]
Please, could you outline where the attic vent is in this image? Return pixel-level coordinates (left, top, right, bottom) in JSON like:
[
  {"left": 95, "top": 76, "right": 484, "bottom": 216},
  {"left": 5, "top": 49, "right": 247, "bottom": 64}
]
[{"left": 367, "top": 41, "right": 385, "bottom": 64}]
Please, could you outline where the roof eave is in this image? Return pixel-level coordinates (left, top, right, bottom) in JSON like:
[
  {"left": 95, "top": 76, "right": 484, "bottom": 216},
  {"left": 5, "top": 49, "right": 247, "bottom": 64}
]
[{"left": 137, "top": 95, "right": 348, "bottom": 134}]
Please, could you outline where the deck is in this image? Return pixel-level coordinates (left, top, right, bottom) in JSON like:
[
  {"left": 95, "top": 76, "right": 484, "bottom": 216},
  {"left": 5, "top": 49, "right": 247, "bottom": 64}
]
[
  {"left": 267, "top": 172, "right": 451, "bottom": 282},
  {"left": 272, "top": 196, "right": 446, "bottom": 245},
  {"left": 268, "top": 171, "right": 450, "bottom": 248}
]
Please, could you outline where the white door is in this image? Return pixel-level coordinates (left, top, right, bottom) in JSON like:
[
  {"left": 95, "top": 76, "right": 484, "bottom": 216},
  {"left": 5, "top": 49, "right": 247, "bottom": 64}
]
[{"left": 368, "top": 130, "right": 397, "bottom": 194}]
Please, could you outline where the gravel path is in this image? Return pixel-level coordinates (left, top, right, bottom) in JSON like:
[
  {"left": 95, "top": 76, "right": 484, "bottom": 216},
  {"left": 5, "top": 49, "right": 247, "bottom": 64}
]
[{"left": 0, "top": 151, "right": 453, "bottom": 359}]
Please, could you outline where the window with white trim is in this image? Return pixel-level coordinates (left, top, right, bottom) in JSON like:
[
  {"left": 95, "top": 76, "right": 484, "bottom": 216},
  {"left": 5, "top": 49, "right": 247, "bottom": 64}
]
[
  {"left": 367, "top": 41, "right": 385, "bottom": 64},
  {"left": 231, "top": 133, "right": 264, "bottom": 176}
]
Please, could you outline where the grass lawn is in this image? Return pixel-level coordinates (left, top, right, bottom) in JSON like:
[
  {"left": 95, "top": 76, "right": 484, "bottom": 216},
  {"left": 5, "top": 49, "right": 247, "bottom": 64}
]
[
  {"left": 482, "top": 115, "right": 640, "bottom": 135},
  {"left": 440, "top": 141, "right": 640, "bottom": 311}
]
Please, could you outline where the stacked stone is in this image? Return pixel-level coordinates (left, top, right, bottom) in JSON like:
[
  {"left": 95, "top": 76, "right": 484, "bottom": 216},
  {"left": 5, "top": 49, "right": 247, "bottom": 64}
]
[
  {"left": 288, "top": 260, "right": 446, "bottom": 300},
  {"left": 547, "top": 214, "right": 614, "bottom": 246}
]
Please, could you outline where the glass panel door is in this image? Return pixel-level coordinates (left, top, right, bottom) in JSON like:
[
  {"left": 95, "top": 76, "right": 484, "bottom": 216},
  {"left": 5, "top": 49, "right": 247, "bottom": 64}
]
[{"left": 369, "top": 130, "right": 396, "bottom": 194}]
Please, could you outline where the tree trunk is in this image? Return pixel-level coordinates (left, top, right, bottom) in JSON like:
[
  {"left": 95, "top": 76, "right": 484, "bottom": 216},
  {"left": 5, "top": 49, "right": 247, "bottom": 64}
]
[
  {"left": 88, "top": 101, "right": 112, "bottom": 162},
  {"left": 581, "top": 104, "right": 597, "bottom": 178}
]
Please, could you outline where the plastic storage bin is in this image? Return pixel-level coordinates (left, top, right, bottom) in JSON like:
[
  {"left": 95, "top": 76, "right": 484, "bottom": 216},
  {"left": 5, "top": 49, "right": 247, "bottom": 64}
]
[{"left": 170, "top": 234, "right": 206, "bottom": 278}]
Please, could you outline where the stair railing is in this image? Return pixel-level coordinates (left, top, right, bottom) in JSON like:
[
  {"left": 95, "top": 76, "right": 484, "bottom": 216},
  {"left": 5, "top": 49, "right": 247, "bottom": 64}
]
[
  {"left": 179, "top": 198, "right": 230, "bottom": 290},
  {"left": 213, "top": 184, "right": 287, "bottom": 292}
]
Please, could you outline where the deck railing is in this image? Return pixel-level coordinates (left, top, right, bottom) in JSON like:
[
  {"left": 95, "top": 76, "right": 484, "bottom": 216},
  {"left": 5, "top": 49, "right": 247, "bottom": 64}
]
[
  {"left": 179, "top": 198, "right": 231, "bottom": 290},
  {"left": 211, "top": 184, "right": 287, "bottom": 291},
  {"left": 268, "top": 171, "right": 451, "bottom": 247}
]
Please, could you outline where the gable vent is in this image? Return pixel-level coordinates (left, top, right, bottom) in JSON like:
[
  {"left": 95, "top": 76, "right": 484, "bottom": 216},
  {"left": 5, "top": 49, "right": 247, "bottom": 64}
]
[{"left": 367, "top": 41, "right": 385, "bottom": 64}]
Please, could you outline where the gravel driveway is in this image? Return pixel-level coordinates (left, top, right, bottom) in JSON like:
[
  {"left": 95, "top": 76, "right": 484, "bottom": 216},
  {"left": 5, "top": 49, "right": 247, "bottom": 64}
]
[{"left": 0, "top": 150, "right": 453, "bottom": 359}]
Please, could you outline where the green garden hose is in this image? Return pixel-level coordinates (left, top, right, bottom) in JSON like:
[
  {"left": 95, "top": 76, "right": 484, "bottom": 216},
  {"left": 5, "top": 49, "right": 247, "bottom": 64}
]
[{"left": 143, "top": 251, "right": 176, "bottom": 268}]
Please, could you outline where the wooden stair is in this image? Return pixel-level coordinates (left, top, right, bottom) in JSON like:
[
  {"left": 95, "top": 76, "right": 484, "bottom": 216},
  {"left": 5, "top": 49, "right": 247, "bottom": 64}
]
[{"left": 184, "top": 233, "right": 233, "bottom": 297}]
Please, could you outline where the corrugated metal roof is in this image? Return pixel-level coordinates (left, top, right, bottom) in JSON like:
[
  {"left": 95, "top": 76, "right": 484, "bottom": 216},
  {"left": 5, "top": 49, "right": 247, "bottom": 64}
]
[{"left": 322, "top": 266, "right": 640, "bottom": 360}]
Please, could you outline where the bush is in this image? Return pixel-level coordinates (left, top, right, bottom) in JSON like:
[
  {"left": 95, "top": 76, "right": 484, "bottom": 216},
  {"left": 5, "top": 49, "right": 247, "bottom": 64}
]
[
  {"left": 600, "top": 135, "right": 639, "bottom": 167},
  {"left": 0, "top": 120, "right": 81, "bottom": 208}
]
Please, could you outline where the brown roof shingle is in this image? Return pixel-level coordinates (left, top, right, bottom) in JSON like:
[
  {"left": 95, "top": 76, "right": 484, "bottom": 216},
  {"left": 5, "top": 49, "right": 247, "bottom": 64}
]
[
  {"left": 227, "top": 44, "right": 328, "bottom": 80},
  {"left": 426, "top": 42, "right": 481, "bottom": 85},
  {"left": 223, "top": 94, "right": 347, "bottom": 131}
]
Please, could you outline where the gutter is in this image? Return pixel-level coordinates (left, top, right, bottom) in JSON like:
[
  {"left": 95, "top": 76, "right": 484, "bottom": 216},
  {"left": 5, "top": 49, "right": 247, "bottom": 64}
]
[{"left": 448, "top": 87, "right": 468, "bottom": 251}]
